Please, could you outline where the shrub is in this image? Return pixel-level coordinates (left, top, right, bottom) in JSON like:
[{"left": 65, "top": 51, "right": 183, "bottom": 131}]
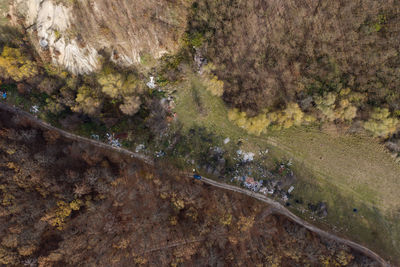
[
  {"left": 38, "top": 78, "right": 62, "bottom": 95},
  {"left": 97, "top": 66, "right": 144, "bottom": 115},
  {"left": 72, "top": 85, "right": 103, "bottom": 116},
  {"left": 183, "top": 32, "right": 205, "bottom": 48},
  {"left": 276, "top": 102, "right": 304, "bottom": 129},
  {"left": 364, "top": 108, "right": 399, "bottom": 138},
  {"left": 0, "top": 46, "right": 38, "bottom": 82},
  {"left": 42, "top": 199, "right": 83, "bottom": 230},
  {"left": 220, "top": 213, "right": 232, "bottom": 226},
  {"left": 229, "top": 103, "right": 306, "bottom": 135},
  {"left": 45, "top": 96, "right": 65, "bottom": 114},
  {"left": 237, "top": 215, "right": 254, "bottom": 232},
  {"left": 119, "top": 95, "right": 141, "bottom": 116},
  {"left": 205, "top": 76, "right": 224, "bottom": 97},
  {"left": 315, "top": 91, "right": 358, "bottom": 122}
]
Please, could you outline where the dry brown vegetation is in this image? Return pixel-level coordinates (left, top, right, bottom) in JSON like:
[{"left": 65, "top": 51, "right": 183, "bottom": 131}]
[
  {"left": 189, "top": 0, "right": 400, "bottom": 117},
  {"left": 0, "top": 106, "right": 380, "bottom": 266},
  {"left": 70, "top": 0, "right": 192, "bottom": 64}
]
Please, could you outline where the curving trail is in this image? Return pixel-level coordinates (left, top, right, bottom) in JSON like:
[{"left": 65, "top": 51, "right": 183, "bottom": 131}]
[
  {"left": 0, "top": 102, "right": 390, "bottom": 266},
  {"left": 198, "top": 176, "right": 389, "bottom": 266}
]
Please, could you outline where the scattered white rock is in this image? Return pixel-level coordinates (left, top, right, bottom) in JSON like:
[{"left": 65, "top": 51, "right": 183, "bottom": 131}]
[
  {"left": 288, "top": 186, "right": 295, "bottom": 194},
  {"left": 146, "top": 76, "right": 156, "bottom": 89},
  {"left": 106, "top": 133, "right": 121, "bottom": 147},
  {"left": 135, "top": 144, "right": 145, "bottom": 153},
  {"left": 39, "top": 38, "right": 48, "bottom": 48},
  {"left": 287, "top": 159, "right": 293, "bottom": 166},
  {"left": 283, "top": 194, "right": 288, "bottom": 202},
  {"left": 155, "top": 151, "right": 165, "bottom": 157},
  {"left": 236, "top": 150, "right": 255, "bottom": 162},
  {"left": 213, "top": 146, "right": 223, "bottom": 153},
  {"left": 239, "top": 151, "right": 255, "bottom": 162},
  {"left": 30, "top": 105, "right": 39, "bottom": 114},
  {"left": 224, "top": 137, "right": 230, "bottom": 144}
]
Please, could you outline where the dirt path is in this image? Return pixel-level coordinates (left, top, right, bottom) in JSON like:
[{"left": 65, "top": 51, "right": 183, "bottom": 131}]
[
  {"left": 0, "top": 102, "right": 390, "bottom": 266},
  {"left": 198, "top": 177, "right": 389, "bottom": 266}
]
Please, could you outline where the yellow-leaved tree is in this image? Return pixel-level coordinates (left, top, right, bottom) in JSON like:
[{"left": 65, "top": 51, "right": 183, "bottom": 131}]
[
  {"left": 72, "top": 85, "right": 103, "bottom": 116},
  {"left": 204, "top": 75, "right": 224, "bottom": 97},
  {"left": 228, "top": 108, "right": 271, "bottom": 135},
  {"left": 364, "top": 108, "right": 399, "bottom": 138},
  {"left": 0, "top": 46, "right": 38, "bottom": 81},
  {"left": 202, "top": 63, "right": 224, "bottom": 97},
  {"left": 119, "top": 95, "right": 141, "bottom": 116},
  {"left": 228, "top": 102, "right": 306, "bottom": 135},
  {"left": 97, "top": 66, "right": 144, "bottom": 115},
  {"left": 314, "top": 90, "right": 358, "bottom": 122},
  {"left": 314, "top": 92, "right": 337, "bottom": 121},
  {"left": 274, "top": 102, "right": 304, "bottom": 129}
]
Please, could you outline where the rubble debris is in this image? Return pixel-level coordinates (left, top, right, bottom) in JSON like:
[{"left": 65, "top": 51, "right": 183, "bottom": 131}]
[
  {"left": 135, "top": 144, "right": 145, "bottom": 153},
  {"left": 146, "top": 76, "right": 156, "bottom": 89},
  {"left": 237, "top": 150, "right": 255, "bottom": 162},
  {"left": 30, "top": 105, "right": 39, "bottom": 114},
  {"left": 106, "top": 133, "right": 122, "bottom": 147}
]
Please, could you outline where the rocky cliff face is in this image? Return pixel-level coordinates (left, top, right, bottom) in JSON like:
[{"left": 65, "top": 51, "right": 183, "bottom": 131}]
[{"left": 10, "top": 0, "right": 190, "bottom": 74}]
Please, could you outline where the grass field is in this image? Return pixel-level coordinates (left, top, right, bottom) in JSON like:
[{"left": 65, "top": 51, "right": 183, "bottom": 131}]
[{"left": 172, "top": 74, "right": 400, "bottom": 264}]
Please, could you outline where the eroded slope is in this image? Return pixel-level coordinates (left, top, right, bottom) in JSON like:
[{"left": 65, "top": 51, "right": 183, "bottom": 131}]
[{"left": 10, "top": 0, "right": 191, "bottom": 74}]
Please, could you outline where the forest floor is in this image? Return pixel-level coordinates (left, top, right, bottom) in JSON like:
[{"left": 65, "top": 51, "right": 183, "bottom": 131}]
[{"left": 173, "top": 74, "right": 400, "bottom": 265}]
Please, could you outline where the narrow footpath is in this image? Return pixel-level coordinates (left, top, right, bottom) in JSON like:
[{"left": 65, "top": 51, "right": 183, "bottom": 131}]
[{"left": 0, "top": 102, "right": 390, "bottom": 266}]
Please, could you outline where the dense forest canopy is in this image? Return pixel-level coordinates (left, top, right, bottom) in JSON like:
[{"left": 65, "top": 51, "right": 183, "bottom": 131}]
[
  {"left": 189, "top": 0, "right": 400, "bottom": 115},
  {"left": 0, "top": 107, "right": 379, "bottom": 266}
]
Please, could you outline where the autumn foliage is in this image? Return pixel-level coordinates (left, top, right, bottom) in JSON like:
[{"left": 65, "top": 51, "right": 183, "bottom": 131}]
[
  {"left": 0, "top": 46, "right": 38, "bottom": 82},
  {"left": 0, "top": 106, "right": 379, "bottom": 266}
]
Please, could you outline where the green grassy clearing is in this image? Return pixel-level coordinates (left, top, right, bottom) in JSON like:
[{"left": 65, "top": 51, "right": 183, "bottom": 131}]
[
  {"left": 268, "top": 127, "right": 400, "bottom": 211},
  {"left": 290, "top": 166, "right": 400, "bottom": 262},
  {"left": 172, "top": 73, "right": 400, "bottom": 263}
]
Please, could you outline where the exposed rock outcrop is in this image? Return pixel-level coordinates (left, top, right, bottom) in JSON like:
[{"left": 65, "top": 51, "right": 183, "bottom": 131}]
[{"left": 10, "top": 0, "right": 191, "bottom": 74}]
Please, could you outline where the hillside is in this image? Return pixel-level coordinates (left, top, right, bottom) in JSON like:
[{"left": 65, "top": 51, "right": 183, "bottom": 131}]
[
  {"left": 0, "top": 105, "right": 380, "bottom": 266},
  {"left": 9, "top": 0, "right": 191, "bottom": 74},
  {"left": 0, "top": 0, "right": 399, "bottom": 265}
]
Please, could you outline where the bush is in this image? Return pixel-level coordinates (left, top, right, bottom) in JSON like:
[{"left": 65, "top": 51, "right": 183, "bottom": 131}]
[
  {"left": 204, "top": 76, "right": 224, "bottom": 97},
  {"left": 228, "top": 103, "right": 306, "bottom": 135},
  {"left": 314, "top": 90, "right": 358, "bottom": 122},
  {"left": 97, "top": 66, "right": 144, "bottom": 115},
  {"left": 364, "top": 108, "right": 399, "bottom": 138},
  {"left": 201, "top": 64, "right": 224, "bottom": 97},
  {"left": 72, "top": 85, "right": 103, "bottom": 116},
  {"left": 0, "top": 46, "right": 38, "bottom": 82},
  {"left": 119, "top": 95, "right": 141, "bottom": 116}
]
